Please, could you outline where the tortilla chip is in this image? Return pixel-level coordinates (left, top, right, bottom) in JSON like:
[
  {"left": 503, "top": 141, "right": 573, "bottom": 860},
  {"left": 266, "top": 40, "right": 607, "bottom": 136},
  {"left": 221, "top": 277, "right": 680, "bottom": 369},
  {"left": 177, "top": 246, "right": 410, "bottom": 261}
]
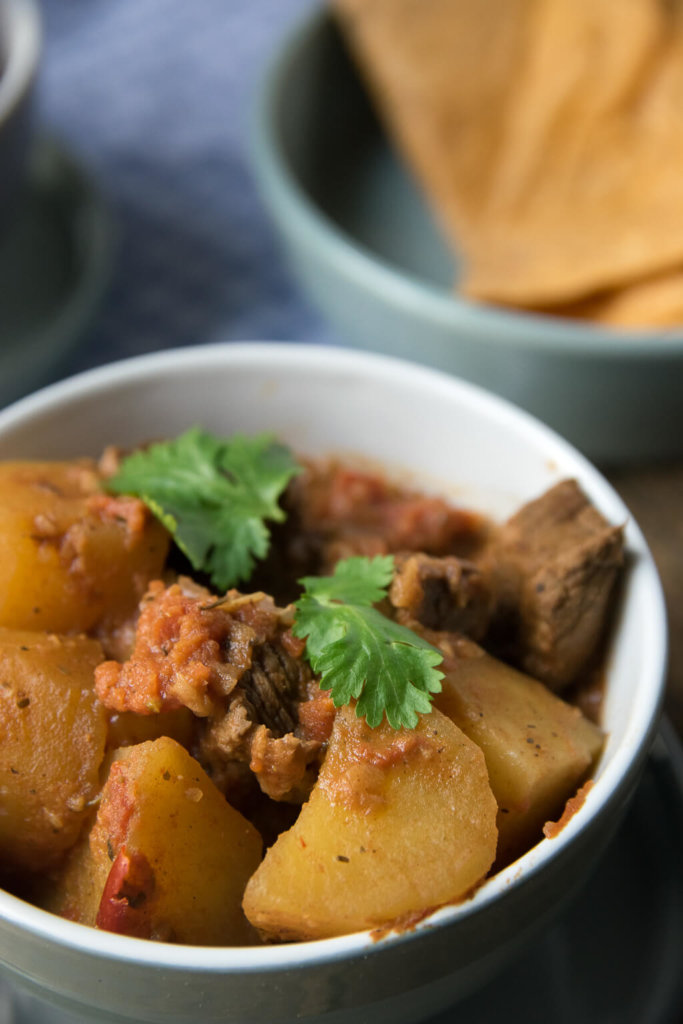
[
  {"left": 332, "top": 0, "right": 533, "bottom": 250},
  {"left": 549, "top": 268, "right": 683, "bottom": 328},
  {"left": 334, "top": 0, "right": 683, "bottom": 308}
]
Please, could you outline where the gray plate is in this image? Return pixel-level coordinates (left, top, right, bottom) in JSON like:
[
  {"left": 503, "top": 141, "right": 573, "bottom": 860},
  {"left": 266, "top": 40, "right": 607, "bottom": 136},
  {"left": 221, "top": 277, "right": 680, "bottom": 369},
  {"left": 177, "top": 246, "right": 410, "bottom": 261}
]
[{"left": 0, "top": 138, "right": 110, "bottom": 408}]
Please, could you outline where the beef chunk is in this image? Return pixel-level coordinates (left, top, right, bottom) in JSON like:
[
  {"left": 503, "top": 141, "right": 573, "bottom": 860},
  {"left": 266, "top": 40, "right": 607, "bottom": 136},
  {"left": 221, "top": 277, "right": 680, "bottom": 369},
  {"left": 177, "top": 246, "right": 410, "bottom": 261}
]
[
  {"left": 388, "top": 552, "right": 493, "bottom": 641},
  {"left": 200, "top": 705, "right": 321, "bottom": 805},
  {"left": 240, "top": 642, "right": 304, "bottom": 737},
  {"left": 488, "top": 479, "right": 624, "bottom": 691},
  {"left": 95, "top": 578, "right": 329, "bottom": 804},
  {"left": 199, "top": 638, "right": 327, "bottom": 804}
]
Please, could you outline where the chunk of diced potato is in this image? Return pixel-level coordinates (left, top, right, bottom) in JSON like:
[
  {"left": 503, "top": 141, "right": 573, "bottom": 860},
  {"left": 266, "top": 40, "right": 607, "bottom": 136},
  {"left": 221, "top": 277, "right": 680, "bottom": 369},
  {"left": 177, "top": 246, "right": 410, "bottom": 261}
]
[
  {"left": 47, "top": 737, "right": 263, "bottom": 945},
  {"left": 105, "top": 708, "right": 197, "bottom": 751},
  {"left": 0, "top": 460, "right": 169, "bottom": 635},
  {"left": 37, "top": 813, "right": 106, "bottom": 925},
  {"left": 0, "top": 628, "right": 107, "bottom": 873},
  {"left": 433, "top": 637, "right": 604, "bottom": 866},
  {"left": 242, "top": 704, "right": 498, "bottom": 941}
]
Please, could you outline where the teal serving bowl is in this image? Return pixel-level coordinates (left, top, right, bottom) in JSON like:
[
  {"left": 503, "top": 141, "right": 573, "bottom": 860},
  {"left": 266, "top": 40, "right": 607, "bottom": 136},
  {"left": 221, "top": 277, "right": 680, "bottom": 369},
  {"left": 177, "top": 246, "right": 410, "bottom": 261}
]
[{"left": 251, "top": 7, "right": 683, "bottom": 466}]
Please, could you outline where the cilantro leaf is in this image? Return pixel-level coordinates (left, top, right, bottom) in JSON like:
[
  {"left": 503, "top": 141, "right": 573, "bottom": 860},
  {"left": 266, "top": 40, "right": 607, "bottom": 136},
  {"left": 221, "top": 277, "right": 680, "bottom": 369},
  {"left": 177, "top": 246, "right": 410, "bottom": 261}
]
[
  {"left": 106, "top": 427, "right": 300, "bottom": 590},
  {"left": 293, "top": 555, "right": 444, "bottom": 729}
]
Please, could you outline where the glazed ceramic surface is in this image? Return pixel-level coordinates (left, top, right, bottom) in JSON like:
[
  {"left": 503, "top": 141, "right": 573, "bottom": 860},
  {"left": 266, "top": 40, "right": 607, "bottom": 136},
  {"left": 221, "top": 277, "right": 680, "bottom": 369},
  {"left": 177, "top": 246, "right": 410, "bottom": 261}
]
[
  {"left": 0, "top": 140, "right": 111, "bottom": 406},
  {"left": 0, "top": 0, "right": 40, "bottom": 227},
  {"left": 0, "top": 343, "right": 668, "bottom": 1024}
]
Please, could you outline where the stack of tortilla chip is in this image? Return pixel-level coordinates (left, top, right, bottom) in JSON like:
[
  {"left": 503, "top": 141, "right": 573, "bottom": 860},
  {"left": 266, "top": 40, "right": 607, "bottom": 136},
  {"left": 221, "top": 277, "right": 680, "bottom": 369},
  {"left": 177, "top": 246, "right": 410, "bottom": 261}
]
[{"left": 333, "top": 0, "right": 683, "bottom": 327}]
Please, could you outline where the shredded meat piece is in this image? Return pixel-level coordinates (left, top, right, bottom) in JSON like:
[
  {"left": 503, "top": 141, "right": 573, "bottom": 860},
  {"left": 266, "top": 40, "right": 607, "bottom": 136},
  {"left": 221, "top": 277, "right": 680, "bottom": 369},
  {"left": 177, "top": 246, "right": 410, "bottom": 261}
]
[
  {"left": 284, "top": 460, "right": 487, "bottom": 570},
  {"left": 240, "top": 642, "right": 304, "bottom": 736},
  {"left": 250, "top": 728, "right": 318, "bottom": 802},
  {"left": 388, "top": 551, "right": 493, "bottom": 640},
  {"left": 307, "top": 461, "right": 486, "bottom": 563},
  {"left": 200, "top": 677, "right": 333, "bottom": 803},
  {"left": 95, "top": 578, "right": 331, "bottom": 803},
  {"left": 94, "top": 579, "right": 252, "bottom": 717}
]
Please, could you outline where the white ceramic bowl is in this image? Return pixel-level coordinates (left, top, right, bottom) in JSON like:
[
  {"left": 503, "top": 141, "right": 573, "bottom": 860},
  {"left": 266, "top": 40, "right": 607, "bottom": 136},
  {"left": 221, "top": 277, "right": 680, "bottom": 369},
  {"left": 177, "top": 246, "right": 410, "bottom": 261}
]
[
  {"left": 251, "top": 8, "right": 683, "bottom": 466},
  {"left": 0, "top": 343, "right": 667, "bottom": 1024}
]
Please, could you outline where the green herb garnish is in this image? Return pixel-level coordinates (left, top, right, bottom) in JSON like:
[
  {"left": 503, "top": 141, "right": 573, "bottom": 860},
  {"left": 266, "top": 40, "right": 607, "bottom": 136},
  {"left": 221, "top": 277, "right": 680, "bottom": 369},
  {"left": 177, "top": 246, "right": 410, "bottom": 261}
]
[
  {"left": 106, "top": 427, "right": 300, "bottom": 590},
  {"left": 293, "top": 555, "right": 444, "bottom": 729}
]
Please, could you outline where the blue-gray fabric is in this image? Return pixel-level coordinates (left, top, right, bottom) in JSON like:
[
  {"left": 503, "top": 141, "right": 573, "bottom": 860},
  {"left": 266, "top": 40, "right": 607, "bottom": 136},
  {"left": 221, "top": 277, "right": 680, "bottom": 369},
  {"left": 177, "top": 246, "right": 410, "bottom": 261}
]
[{"left": 39, "top": 0, "right": 334, "bottom": 376}]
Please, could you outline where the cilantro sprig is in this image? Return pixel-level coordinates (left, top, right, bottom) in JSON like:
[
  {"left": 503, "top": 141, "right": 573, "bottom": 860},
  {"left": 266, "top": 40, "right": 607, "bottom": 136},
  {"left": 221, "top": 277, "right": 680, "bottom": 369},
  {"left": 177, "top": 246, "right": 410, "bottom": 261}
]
[
  {"left": 108, "top": 431, "right": 443, "bottom": 730},
  {"left": 293, "top": 555, "right": 444, "bottom": 729},
  {"left": 106, "top": 427, "right": 299, "bottom": 590}
]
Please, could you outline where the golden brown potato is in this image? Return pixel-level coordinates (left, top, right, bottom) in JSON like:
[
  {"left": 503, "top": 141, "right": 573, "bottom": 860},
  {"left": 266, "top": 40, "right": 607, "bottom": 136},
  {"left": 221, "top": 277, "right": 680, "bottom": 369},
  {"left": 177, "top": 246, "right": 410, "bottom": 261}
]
[
  {"left": 433, "top": 637, "right": 604, "bottom": 866},
  {"left": 242, "top": 704, "right": 498, "bottom": 941},
  {"left": 0, "top": 460, "right": 169, "bottom": 636},
  {"left": 105, "top": 708, "right": 197, "bottom": 751},
  {"left": 0, "top": 628, "right": 107, "bottom": 873},
  {"left": 46, "top": 737, "right": 263, "bottom": 945},
  {"left": 37, "top": 814, "right": 106, "bottom": 925}
]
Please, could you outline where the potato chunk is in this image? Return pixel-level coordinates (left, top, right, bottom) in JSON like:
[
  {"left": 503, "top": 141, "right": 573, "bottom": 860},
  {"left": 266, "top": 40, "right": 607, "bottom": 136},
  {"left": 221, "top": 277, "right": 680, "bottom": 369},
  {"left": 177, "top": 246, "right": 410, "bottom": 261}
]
[
  {"left": 243, "top": 704, "right": 498, "bottom": 941},
  {"left": 0, "top": 628, "right": 106, "bottom": 873},
  {"left": 105, "top": 707, "right": 197, "bottom": 752},
  {"left": 0, "top": 460, "right": 169, "bottom": 635},
  {"left": 47, "top": 738, "right": 263, "bottom": 945},
  {"left": 433, "top": 637, "right": 604, "bottom": 866}
]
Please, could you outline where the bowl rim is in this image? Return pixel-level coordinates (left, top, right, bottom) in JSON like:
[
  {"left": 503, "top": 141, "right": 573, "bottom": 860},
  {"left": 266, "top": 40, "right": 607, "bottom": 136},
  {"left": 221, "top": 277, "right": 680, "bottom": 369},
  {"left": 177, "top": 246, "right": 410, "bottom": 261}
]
[
  {"left": 251, "top": 6, "right": 683, "bottom": 357},
  {"left": 0, "top": 138, "right": 113, "bottom": 392},
  {"left": 0, "top": 0, "right": 40, "bottom": 125},
  {"left": 0, "top": 341, "right": 668, "bottom": 973}
]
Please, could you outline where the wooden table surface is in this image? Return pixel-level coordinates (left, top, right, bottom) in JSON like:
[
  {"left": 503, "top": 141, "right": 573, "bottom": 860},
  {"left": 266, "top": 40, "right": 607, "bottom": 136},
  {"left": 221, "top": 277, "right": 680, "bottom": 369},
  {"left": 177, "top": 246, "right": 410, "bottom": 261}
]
[{"left": 607, "top": 462, "right": 683, "bottom": 738}]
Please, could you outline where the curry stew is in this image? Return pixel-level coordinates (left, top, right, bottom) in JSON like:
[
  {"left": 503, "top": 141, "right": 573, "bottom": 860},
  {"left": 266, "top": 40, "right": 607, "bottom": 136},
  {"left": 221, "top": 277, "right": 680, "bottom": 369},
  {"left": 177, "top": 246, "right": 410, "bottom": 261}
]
[{"left": 0, "top": 452, "right": 620, "bottom": 944}]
